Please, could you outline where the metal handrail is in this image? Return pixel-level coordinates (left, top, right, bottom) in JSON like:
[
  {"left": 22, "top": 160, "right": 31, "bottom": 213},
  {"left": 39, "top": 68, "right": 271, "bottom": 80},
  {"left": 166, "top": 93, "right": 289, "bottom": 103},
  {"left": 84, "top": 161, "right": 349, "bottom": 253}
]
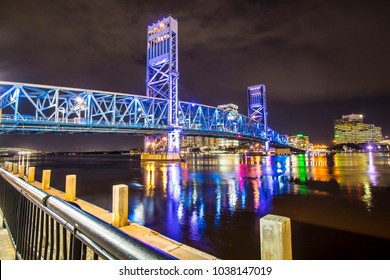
[{"left": 0, "top": 168, "right": 176, "bottom": 260}]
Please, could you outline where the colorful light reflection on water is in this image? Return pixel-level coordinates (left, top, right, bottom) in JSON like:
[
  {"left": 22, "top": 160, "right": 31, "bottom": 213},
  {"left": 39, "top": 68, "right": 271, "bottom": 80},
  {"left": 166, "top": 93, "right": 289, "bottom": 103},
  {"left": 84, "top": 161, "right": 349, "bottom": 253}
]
[
  {"left": 30, "top": 152, "right": 390, "bottom": 259},
  {"left": 124, "top": 153, "right": 390, "bottom": 258}
]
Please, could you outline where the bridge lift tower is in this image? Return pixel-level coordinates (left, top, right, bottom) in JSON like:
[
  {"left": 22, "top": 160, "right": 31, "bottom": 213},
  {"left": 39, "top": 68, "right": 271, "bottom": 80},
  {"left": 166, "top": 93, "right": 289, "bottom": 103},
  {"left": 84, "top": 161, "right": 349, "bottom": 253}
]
[
  {"left": 247, "top": 84, "right": 269, "bottom": 152},
  {"left": 141, "top": 16, "right": 181, "bottom": 160}
]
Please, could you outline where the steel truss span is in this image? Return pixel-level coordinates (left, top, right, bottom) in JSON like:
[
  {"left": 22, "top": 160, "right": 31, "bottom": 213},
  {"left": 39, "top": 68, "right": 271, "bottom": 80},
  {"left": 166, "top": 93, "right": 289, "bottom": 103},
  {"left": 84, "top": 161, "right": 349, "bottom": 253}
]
[{"left": 0, "top": 81, "right": 288, "bottom": 146}]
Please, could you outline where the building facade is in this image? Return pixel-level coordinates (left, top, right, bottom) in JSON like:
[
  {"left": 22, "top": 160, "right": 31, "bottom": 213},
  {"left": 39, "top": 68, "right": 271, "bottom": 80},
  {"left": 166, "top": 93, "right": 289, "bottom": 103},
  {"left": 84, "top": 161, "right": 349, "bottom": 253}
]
[
  {"left": 181, "top": 136, "right": 239, "bottom": 151},
  {"left": 334, "top": 113, "right": 383, "bottom": 144},
  {"left": 288, "top": 134, "right": 310, "bottom": 150}
]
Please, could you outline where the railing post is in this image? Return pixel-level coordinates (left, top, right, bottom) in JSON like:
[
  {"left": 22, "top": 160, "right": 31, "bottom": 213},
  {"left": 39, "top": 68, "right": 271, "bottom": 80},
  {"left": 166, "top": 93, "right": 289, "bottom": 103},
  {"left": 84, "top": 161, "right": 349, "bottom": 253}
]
[
  {"left": 65, "top": 175, "right": 76, "bottom": 202},
  {"left": 19, "top": 165, "right": 25, "bottom": 178},
  {"left": 27, "top": 167, "right": 35, "bottom": 183},
  {"left": 42, "top": 170, "right": 51, "bottom": 190},
  {"left": 112, "top": 184, "right": 129, "bottom": 227},
  {"left": 71, "top": 234, "right": 82, "bottom": 260},
  {"left": 260, "top": 214, "right": 292, "bottom": 260},
  {"left": 12, "top": 163, "right": 18, "bottom": 174}
]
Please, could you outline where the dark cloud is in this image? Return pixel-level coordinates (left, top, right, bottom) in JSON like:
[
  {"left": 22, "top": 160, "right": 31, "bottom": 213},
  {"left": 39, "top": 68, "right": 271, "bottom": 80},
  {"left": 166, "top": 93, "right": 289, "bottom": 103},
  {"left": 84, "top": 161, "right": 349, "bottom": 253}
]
[{"left": 0, "top": 0, "right": 389, "bottom": 147}]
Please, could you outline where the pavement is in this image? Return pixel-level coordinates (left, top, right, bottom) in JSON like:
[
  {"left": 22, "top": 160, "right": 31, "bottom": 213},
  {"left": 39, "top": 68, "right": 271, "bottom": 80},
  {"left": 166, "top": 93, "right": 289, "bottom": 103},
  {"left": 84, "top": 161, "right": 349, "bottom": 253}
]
[{"left": 0, "top": 210, "right": 16, "bottom": 260}]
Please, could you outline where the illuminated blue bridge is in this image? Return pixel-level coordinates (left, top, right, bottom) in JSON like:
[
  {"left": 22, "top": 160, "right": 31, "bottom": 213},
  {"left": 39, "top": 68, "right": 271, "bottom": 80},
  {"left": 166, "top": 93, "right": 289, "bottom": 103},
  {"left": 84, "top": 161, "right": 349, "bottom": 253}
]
[{"left": 0, "top": 16, "right": 289, "bottom": 157}]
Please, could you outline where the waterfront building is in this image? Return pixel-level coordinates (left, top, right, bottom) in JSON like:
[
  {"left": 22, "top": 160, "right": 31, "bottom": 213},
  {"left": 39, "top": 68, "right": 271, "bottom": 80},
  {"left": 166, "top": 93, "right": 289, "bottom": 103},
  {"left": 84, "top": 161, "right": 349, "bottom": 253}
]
[
  {"left": 180, "top": 136, "right": 238, "bottom": 151},
  {"left": 334, "top": 114, "right": 383, "bottom": 144},
  {"left": 381, "top": 136, "right": 390, "bottom": 145},
  {"left": 217, "top": 138, "right": 239, "bottom": 148},
  {"left": 288, "top": 134, "right": 310, "bottom": 150},
  {"left": 181, "top": 136, "right": 203, "bottom": 151},
  {"left": 309, "top": 144, "right": 329, "bottom": 154}
]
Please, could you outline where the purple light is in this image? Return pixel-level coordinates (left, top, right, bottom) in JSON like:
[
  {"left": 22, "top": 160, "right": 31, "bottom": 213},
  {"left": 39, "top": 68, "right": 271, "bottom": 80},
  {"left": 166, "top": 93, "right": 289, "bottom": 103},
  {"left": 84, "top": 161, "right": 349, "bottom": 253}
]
[{"left": 367, "top": 145, "right": 373, "bottom": 151}]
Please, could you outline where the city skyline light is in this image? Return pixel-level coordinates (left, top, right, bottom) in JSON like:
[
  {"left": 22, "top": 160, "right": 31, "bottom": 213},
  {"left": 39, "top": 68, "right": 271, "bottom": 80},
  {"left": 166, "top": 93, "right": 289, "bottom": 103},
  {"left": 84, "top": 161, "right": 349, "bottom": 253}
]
[{"left": 1, "top": 0, "right": 389, "bottom": 151}]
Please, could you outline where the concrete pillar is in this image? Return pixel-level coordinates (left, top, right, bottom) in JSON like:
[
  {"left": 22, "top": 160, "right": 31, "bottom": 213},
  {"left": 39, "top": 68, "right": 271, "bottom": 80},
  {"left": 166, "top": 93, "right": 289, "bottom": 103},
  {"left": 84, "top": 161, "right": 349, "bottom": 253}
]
[
  {"left": 19, "top": 165, "right": 25, "bottom": 178},
  {"left": 27, "top": 167, "right": 35, "bottom": 183},
  {"left": 65, "top": 175, "right": 77, "bottom": 202},
  {"left": 112, "top": 184, "right": 129, "bottom": 227},
  {"left": 260, "top": 214, "right": 292, "bottom": 260},
  {"left": 12, "top": 163, "right": 18, "bottom": 174},
  {"left": 42, "top": 170, "right": 51, "bottom": 190}
]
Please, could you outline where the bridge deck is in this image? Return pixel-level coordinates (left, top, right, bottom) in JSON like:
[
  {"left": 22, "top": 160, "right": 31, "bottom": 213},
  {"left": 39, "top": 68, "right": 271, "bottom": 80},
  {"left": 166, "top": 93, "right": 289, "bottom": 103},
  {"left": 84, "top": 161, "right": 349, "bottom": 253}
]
[{"left": 0, "top": 81, "right": 289, "bottom": 147}]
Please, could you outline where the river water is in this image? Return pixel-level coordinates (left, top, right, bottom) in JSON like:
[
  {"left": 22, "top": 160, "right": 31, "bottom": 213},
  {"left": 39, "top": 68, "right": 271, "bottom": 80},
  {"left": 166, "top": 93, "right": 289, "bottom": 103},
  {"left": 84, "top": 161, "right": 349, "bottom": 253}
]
[{"left": 28, "top": 153, "right": 390, "bottom": 259}]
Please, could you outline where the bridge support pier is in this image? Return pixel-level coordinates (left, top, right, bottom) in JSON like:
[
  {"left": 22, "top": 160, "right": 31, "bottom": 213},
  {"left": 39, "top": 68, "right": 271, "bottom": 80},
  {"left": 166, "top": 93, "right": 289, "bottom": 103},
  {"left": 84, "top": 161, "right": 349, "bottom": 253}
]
[
  {"left": 141, "top": 130, "right": 181, "bottom": 161},
  {"left": 265, "top": 141, "right": 270, "bottom": 153},
  {"left": 275, "top": 148, "right": 291, "bottom": 155},
  {"left": 141, "top": 152, "right": 180, "bottom": 161}
]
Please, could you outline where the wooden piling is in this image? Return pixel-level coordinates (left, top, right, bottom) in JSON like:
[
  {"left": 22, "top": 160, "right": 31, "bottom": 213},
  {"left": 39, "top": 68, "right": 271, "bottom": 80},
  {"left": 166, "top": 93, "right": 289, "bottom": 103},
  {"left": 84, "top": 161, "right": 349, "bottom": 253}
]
[
  {"left": 19, "top": 165, "right": 25, "bottom": 178},
  {"left": 112, "top": 184, "right": 129, "bottom": 227},
  {"left": 7, "top": 162, "right": 12, "bottom": 172},
  {"left": 27, "top": 167, "right": 35, "bottom": 183},
  {"left": 260, "top": 214, "right": 292, "bottom": 260},
  {"left": 65, "top": 175, "right": 77, "bottom": 202},
  {"left": 42, "top": 170, "right": 51, "bottom": 190},
  {"left": 12, "top": 163, "right": 18, "bottom": 174}
]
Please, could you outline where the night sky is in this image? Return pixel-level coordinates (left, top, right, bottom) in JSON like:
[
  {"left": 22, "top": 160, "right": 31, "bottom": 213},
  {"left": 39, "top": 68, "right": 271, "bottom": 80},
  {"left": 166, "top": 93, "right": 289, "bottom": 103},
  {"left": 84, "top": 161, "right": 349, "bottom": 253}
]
[{"left": 1, "top": 0, "right": 389, "bottom": 151}]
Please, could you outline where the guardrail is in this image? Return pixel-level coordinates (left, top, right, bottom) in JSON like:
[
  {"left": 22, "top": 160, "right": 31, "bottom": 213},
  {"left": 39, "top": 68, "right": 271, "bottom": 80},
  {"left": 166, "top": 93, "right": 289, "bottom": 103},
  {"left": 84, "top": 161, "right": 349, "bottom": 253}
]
[{"left": 0, "top": 168, "right": 176, "bottom": 260}]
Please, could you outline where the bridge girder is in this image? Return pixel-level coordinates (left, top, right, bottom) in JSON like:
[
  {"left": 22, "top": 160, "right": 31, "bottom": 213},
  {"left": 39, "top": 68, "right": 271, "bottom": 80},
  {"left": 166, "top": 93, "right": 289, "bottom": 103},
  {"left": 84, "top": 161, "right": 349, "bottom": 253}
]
[{"left": 0, "top": 81, "right": 289, "bottom": 146}]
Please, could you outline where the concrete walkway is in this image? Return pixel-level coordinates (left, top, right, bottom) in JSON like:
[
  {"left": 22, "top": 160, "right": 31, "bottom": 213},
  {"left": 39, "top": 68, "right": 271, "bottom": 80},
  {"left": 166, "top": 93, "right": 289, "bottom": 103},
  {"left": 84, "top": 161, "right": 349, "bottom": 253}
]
[{"left": 0, "top": 211, "right": 16, "bottom": 260}]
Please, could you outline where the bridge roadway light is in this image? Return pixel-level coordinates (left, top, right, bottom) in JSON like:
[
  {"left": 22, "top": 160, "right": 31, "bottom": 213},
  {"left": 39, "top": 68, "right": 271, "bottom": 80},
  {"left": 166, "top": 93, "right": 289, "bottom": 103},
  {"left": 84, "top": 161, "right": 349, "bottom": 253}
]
[
  {"left": 59, "top": 108, "right": 66, "bottom": 122},
  {"left": 75, "top": 96, "right": 86, "bottom": 122}
]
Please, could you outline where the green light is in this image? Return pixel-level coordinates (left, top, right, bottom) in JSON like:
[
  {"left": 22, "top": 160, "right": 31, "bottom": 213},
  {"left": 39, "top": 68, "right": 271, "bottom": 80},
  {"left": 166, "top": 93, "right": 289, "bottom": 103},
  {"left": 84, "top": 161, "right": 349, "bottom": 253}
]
[
  {"left": 297, "top": 154, "right": 308, "bottom": 185},
  {"left": 300, "top": 185, "right": 308, "bottom": 195},
  {"left": 297, "top": 134, "right": 304, "bottom": 137},
  {"left": 334, "top": 134, "right": 339, "bottom": 138}
]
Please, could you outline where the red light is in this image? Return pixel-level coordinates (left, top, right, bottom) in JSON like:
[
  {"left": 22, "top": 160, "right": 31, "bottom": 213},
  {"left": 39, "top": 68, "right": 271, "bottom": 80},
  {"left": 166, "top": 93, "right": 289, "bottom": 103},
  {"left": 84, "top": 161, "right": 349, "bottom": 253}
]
[{"left": 238, "top": 134, "right": 242, "bottom": 138}]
